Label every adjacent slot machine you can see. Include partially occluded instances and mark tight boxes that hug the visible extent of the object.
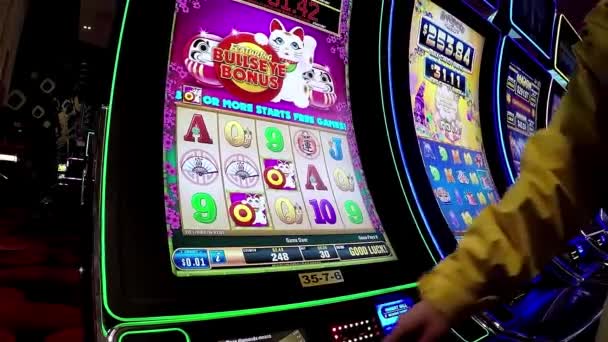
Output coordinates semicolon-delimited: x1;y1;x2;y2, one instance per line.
496;5;604;281
488;4;607;339
549;13;608;262
386;0;605;340
92;0;488;340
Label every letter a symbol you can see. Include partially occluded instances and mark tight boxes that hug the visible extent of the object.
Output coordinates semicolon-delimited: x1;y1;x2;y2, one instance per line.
305;165;328;190
184;114;213;144
329;137;343;161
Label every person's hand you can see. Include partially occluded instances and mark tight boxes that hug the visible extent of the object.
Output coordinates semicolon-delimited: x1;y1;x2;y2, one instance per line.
384;301;450;342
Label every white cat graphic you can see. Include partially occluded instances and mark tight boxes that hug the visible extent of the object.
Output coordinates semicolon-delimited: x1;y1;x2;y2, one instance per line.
242;194;267;226
255;19;317;108
274;160;296;189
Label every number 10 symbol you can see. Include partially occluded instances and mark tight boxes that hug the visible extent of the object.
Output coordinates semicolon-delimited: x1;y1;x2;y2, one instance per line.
309;199;337;224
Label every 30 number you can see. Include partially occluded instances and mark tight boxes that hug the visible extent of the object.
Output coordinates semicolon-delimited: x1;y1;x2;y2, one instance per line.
309;199;337;224
344;200;363;224
319;250;331;259
264;127;284;152
191;193;217;224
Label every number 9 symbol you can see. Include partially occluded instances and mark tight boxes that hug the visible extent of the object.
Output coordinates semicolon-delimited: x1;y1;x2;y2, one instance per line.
344;200;364;224
264;168;285;189
229;202;255;226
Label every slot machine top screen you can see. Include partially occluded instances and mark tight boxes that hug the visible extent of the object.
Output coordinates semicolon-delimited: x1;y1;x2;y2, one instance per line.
510;0;556;58
504;62;541;178
162;0;396;276
408;1;499;238
554;14;581;82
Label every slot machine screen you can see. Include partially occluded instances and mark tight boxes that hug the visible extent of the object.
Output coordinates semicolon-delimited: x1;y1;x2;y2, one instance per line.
510;0;556;57
504;63;541;177
162;0;397;276
547;79;565;125
555;15;580;81
409;1;500;238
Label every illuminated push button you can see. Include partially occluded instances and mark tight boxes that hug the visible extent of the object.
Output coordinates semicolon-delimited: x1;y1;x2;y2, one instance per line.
209;250;226;265
173;249;210;270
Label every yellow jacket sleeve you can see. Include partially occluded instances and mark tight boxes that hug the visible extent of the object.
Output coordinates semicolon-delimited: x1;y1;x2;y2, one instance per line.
418;3;608;321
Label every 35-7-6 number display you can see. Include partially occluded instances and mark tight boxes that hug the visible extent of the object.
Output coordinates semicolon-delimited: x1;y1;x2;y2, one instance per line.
298;269;344;287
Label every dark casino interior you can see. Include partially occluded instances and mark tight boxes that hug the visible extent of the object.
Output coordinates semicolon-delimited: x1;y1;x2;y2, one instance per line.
0;0;607;341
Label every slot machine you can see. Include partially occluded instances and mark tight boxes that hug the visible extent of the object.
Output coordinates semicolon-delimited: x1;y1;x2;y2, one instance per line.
92;0;488;340
385;0;605;340
494;0;608;281
549;13;608;262
491;0;608;338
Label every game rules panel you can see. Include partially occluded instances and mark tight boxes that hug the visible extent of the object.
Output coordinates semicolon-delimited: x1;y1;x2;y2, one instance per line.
163;0;395;276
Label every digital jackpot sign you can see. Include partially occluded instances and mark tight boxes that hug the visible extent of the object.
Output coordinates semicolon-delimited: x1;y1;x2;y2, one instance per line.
163;0;396;275
505;63;541;177
409;1;499;237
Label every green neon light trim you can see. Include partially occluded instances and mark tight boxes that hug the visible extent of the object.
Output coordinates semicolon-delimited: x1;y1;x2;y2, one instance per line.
99;0;416;325
111;284;417;324
118;328;190;342
377;0;437;264
99;0;132;332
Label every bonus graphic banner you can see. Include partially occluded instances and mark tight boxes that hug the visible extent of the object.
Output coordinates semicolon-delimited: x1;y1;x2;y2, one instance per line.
167;0;350;131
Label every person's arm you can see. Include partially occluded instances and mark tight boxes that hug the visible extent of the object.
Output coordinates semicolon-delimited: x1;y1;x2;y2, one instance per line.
417;4;608;322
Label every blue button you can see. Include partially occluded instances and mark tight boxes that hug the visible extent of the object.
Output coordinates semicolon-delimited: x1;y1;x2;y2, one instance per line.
173;248;210;270
209;250;227;265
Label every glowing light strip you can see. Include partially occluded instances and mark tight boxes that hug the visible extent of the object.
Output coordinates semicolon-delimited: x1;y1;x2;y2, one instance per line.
386;0;444;259
0;154;18;162
99;0;418;325
480;0;497;11
509;0;556;60
553;14;581;83
544;78;565;127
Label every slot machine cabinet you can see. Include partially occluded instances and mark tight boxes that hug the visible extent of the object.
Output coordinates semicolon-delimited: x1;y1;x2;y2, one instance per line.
492;0;557;62
92;0;488;340
548;13;608;264
488;25;606;342
385;0;605;340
